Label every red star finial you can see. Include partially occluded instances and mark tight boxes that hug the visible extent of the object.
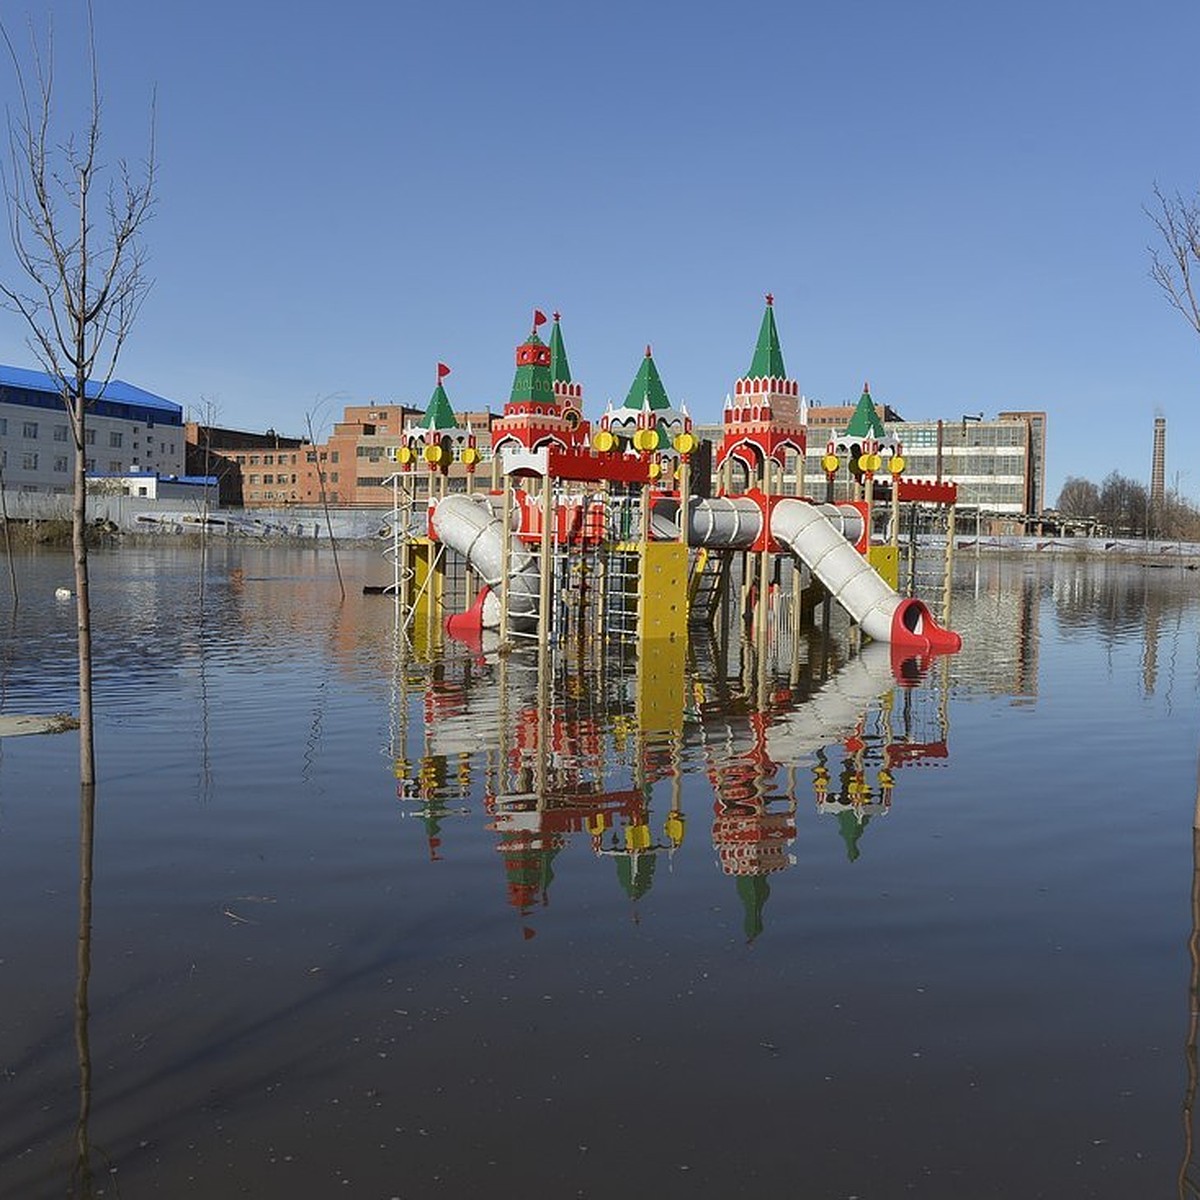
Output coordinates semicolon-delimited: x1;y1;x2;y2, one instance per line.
645;344;652;358
765;292;774;306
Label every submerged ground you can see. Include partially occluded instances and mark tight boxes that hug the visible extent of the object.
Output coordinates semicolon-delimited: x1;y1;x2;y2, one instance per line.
1;544;1198;1198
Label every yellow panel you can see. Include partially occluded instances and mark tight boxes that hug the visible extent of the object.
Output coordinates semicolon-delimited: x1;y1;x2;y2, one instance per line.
637;542;688;641
407;537;443;627
868;543;898;590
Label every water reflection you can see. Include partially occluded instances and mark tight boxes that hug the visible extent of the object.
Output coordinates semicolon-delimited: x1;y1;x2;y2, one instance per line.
388;621;954;939
72;783;97;1198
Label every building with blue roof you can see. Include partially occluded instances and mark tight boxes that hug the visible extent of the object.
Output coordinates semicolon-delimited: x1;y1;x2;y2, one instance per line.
0;365;185;495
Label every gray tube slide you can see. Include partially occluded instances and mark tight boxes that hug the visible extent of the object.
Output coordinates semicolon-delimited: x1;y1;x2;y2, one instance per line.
431;494;539;633
768;499;901;643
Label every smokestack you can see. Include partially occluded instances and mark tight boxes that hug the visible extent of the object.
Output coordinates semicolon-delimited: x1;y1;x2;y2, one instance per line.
1151;414;1166;508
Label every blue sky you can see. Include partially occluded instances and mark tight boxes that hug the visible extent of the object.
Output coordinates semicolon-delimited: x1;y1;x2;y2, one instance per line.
1;0;1198;504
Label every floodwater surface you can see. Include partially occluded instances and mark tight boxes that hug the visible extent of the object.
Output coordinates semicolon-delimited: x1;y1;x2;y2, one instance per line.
1;543;1199;1198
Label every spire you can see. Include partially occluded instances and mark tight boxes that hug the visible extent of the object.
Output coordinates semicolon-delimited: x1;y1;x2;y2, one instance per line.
622;344;672;411
844;381;887;440
549;311;572;385
509;319;555;407
418;379;459;430
746;293;787;380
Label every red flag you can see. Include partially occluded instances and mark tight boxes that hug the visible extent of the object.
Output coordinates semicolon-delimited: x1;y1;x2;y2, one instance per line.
533;309;547;327
437;362;451;380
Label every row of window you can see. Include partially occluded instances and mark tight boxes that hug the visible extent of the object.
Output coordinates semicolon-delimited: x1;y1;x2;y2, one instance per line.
246;473;300;485
1;416;176;455
233;452;301;466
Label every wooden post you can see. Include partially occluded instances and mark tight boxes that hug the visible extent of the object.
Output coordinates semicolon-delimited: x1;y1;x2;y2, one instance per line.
539;470;554;644
942;503;956;625
678;457;690;549
499;472;513;649
891;473;900;557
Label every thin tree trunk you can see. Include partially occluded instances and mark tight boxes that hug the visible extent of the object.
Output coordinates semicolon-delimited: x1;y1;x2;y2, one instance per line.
72;392;95;787
0;459;15;606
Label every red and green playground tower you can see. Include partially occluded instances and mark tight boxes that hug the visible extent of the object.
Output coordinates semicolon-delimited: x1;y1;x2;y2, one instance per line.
717;294;807;493
490;310;590;456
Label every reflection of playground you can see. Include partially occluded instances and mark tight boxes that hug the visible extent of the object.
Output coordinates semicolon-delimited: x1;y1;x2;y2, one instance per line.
389;627;951;939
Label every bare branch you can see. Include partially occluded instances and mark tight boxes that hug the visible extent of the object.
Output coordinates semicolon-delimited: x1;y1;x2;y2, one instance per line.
1147;183;1200;338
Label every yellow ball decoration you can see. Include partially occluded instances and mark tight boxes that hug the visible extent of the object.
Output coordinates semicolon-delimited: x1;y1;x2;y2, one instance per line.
868;453;882;473
821;453;840;474
397;446;413;465
423;444;443;465
648;461;661;478
593;429;616;453
633;428;659;452
674;432;697;455
461;446;480;466
889;455;906;475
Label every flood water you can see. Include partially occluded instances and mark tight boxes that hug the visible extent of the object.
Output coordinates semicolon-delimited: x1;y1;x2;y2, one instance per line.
2;543;1200;1198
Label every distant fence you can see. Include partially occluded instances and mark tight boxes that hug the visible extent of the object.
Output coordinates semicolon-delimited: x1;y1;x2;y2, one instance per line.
0;492;399;541
950;533;1200;561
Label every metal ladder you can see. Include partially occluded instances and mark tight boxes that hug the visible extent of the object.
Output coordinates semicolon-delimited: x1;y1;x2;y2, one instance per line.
688;547;730;628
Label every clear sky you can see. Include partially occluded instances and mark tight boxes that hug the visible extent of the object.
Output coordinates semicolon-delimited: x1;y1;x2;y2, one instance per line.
1;0;1198;505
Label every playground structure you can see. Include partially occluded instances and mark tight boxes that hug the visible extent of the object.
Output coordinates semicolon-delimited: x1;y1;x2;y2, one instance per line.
380;300;962;663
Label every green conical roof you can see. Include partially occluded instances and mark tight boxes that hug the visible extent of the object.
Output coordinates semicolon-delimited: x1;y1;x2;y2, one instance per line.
418;381;458;430
746;296;787;379
844;383;886;440
549;313;572;385
509;330;557;406
622;347;671;411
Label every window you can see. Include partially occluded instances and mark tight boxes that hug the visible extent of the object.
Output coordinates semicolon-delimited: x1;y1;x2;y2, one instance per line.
21;451;38;470
84;428;95;446
0;417;6;435
109;431;123;448
330;451;339;463
249;474;259;485
109;460;122;472
53;455;68;472
330;472;339;483
84;457;94;470
23;421;38;438
249;455;260;465
264;454;274;465
263;474;274;484
54;424;68;442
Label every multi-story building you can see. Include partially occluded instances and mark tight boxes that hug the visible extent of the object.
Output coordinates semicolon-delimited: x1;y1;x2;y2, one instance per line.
0;365;184;494
297;404;494;507
184;423;308;507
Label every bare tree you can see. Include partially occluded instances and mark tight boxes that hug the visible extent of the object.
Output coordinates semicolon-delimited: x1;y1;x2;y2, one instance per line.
1148;184;1200;339
1056;476;1101;519
0;9;155;785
